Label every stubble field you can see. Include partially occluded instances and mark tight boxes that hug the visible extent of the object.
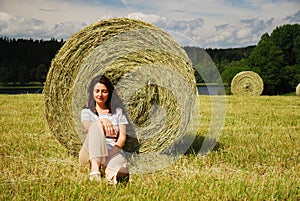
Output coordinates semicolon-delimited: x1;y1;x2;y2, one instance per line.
0;94;299;200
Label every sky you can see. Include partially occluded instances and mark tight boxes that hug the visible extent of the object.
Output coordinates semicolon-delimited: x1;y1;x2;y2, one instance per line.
0;0;299;48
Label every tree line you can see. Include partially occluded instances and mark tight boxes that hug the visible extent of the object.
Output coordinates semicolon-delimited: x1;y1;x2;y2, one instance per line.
184;45;255;84
0;37;64;85
185;24;300;95
0;23;299;95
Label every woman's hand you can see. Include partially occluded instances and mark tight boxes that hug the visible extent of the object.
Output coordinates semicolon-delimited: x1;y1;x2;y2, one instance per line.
98;118;117;137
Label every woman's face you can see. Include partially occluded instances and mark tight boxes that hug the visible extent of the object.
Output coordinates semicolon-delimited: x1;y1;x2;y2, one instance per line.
93;82;109;106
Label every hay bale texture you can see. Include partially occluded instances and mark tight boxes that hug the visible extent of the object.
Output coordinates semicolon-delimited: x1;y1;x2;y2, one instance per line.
296;83;300;96
231;71;264;96
44;18;198;155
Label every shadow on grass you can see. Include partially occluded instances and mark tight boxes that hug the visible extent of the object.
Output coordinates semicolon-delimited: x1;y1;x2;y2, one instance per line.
162;134;223;156
184;135;223;156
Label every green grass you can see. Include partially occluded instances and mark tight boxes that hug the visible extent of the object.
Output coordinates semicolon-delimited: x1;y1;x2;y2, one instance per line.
0;94;299;200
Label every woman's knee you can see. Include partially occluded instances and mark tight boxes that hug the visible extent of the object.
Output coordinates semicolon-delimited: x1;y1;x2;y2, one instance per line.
90;121;101;129
79;146;90;165
88;121;104;135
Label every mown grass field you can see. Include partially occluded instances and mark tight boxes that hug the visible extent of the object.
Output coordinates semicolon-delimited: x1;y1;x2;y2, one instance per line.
0;94;299;200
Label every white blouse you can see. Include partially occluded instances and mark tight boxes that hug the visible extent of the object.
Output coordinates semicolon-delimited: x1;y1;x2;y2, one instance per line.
81;108;128;148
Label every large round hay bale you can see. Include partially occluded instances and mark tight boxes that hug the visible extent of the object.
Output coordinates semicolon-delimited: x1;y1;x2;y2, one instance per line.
231;71;264;96
44;18;198;156
296;83;300;96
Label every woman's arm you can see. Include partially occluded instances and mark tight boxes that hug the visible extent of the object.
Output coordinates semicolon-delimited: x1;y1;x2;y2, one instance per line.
107;124;127;156
115;124;127;149
83;117;118;137
81;120;92;133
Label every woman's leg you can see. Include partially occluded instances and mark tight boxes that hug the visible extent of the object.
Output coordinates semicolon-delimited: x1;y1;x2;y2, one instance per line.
79;146;90;166
79;121;108;172
105;152;129;184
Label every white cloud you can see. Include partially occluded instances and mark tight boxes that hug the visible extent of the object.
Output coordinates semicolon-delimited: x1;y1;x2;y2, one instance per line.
0;12;47;38
0;11;86;39
0;0;299;48
127;12;166;24
237;28;252;39
127;12;205;33
127;12;204;46
48;21;87;39
205;17;275;47
284;10;300;23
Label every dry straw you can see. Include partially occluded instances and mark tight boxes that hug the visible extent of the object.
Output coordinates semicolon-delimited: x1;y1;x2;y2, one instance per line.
231;71;264;96
44;18;198;156
296;83;300;96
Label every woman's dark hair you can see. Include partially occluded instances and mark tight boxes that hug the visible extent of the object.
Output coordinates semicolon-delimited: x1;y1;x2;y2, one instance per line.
86;75;121;115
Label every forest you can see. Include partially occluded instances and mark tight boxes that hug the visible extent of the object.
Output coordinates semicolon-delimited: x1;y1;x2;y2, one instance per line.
0;38;64;85
0;24;299;95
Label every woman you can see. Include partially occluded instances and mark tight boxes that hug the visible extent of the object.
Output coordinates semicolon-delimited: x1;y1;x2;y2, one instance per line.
79;75;129;184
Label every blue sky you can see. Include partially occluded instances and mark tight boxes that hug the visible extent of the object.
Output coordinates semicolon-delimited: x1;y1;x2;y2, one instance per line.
0;0;299;48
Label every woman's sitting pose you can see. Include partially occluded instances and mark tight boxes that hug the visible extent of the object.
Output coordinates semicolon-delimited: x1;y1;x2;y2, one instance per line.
79;75;129;184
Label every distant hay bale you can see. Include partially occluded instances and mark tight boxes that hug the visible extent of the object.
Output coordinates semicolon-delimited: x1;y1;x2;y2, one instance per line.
44;18;198;156
231;71;264;96
296;83;300;96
